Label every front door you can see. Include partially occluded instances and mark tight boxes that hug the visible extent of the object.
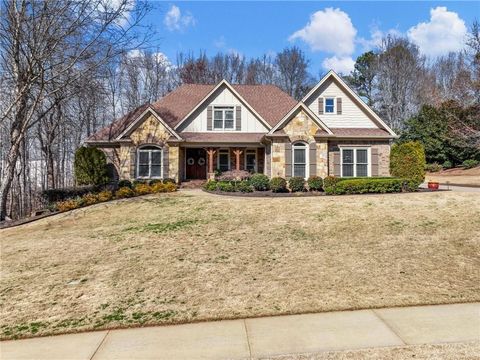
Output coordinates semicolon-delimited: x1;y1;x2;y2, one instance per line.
186;148;207;179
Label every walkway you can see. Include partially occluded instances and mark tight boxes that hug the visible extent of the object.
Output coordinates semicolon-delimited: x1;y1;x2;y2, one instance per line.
1;302;479;359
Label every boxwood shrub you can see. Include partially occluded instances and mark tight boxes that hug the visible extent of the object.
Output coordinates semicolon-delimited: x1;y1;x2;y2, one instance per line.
307;176;323;191
249;173;270;191
325;177;408;195
270;177;287;193
40;185;98;203
217;181;235;192
118;179;132;188
390;141;426;188
235;181;253;193
288;177;305;192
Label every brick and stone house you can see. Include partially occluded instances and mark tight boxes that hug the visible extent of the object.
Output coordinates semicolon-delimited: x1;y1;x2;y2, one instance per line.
86;70;397;183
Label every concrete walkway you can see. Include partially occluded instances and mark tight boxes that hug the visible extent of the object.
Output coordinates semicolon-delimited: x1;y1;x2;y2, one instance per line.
1;302;479;359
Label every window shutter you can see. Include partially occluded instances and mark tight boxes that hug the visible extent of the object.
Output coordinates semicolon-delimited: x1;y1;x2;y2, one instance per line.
337;98;342;115
207;106;213;131
284;142;292;178
318;98;324;115
309;142;316;177
163;146;169;179
333;150;341;177
371;147;379;176
130;148;136;179
265;144;271;176
235;106;241;131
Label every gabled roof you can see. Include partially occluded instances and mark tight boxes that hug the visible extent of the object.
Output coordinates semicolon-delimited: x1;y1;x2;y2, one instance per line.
302;70;397;137
269;102;333;135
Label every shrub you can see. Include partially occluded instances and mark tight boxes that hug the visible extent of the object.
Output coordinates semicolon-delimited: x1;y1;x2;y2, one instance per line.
118;179;132;188
323;176;340;194
74;147;108;185
134;183;152;195
330;178;404;195
307;176;323;191
442;160;453;169
270;177;287;193
148;179;162;186
164;182;177;192
289;177;305;192
163;178;176;184
40;185;98;204
97;190;113;202
115;187;135;198
217;170;251;181
132;179;147;187
151;183;167;193
235;181;253;193
203;180;218;191
390;141;426;188
250;173;270;191
82;193;99;206
217;182;235;192
462;159;479;169
57;199;81;212
425;163;442;172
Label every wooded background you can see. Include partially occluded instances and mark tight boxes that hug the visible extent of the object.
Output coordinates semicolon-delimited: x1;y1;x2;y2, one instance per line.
1;0;479;220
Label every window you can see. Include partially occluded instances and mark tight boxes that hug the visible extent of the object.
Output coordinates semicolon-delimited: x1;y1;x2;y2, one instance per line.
213;106;235;130
293;142;308;178
218;149;230;171
324;98;335;113
341;148;369;177
245;149;257;172
137;146;162;179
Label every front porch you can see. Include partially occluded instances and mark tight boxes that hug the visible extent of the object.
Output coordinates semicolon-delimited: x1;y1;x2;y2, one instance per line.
180;146;265;181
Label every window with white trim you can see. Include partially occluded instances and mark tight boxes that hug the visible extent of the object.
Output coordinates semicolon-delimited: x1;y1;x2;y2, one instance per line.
341;148;369;177
245;149;257;172
218;149;230;171
324;98;335;113
213;106;234;130
137;146;162;178
293;142;308;178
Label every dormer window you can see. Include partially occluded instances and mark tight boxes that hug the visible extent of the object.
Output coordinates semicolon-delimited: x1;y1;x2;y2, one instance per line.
213;106;235;130
324;98;335;113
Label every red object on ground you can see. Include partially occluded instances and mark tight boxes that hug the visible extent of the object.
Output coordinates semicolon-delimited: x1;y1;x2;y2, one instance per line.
428;182;440;190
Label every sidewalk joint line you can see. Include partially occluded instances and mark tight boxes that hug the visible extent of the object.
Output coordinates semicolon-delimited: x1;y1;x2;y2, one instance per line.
371;309;407;345
243;319;253;359
89;330;110;360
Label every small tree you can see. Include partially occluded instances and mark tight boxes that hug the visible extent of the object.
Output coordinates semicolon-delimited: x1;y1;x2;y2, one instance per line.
74;147;109;186
390;141;426;187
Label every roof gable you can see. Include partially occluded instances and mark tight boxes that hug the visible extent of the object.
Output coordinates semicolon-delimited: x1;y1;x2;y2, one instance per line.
269;102;333;135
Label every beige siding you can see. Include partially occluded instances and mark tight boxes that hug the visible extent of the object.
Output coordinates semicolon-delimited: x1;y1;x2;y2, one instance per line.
179;86;269;133
304;78;378;129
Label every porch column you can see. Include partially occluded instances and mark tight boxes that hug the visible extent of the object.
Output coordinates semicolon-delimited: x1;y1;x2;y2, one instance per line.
206;148;216;180
233;148;243;171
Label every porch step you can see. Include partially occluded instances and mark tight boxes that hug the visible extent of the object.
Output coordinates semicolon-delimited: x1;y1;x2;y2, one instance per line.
180;180;206;189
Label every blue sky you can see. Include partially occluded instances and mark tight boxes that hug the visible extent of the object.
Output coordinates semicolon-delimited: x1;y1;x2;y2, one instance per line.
143;1;479;75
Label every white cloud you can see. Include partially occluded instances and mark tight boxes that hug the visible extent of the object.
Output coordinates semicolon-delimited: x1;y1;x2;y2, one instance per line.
289;8;357;56
358;25;402;51
322;56;355;74
407;7;467;57
164;5;196;32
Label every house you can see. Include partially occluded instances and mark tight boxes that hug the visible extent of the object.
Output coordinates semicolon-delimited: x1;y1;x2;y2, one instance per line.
86;70;397;183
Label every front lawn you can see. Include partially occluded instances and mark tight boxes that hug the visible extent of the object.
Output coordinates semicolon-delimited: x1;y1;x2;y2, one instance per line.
1;190;479;339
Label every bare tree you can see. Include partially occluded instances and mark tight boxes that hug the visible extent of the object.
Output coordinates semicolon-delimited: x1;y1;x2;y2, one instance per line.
275;46;309;99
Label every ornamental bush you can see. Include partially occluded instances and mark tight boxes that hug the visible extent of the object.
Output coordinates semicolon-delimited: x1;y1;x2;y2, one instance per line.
115;187;135;198
390;141;426;188
118;179;132;188
249;173;270;191
235;181;253;193
462;159;479;169
425;163;442;172
442;160;453;169
148;179;162;186
97;190;113;202
40;185;98;204
74;147;109;186
288;177;305;192
217;182;235;192
203;180;218;191
82;193;99;206
134;183;152;195
323;176;340;194
151;183;167;193
331;178;405;195
307;176;323;191
163;178;176;184
164;182;178;192
270;177;287;193
57;198;81;212
217;170;250;181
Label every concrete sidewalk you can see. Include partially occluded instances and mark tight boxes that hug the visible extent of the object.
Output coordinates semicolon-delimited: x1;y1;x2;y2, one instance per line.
1;303;479;360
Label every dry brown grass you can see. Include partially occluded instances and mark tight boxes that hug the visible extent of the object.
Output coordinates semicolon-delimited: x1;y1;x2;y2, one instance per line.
1;190;479;339
426;166;480;186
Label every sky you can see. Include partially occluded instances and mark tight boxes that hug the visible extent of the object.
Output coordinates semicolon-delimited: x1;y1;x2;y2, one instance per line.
142;1;480;76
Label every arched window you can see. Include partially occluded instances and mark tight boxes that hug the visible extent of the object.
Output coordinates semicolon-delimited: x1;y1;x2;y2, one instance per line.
292;142;308;179
137;146;162;179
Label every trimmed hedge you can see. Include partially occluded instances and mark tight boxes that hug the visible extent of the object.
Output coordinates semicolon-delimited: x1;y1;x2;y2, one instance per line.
270;177;287;193
249;173;270;191
288;177;305;192
41;185;98;203
307;176;323;191
390;141;426;187
324;177;412;195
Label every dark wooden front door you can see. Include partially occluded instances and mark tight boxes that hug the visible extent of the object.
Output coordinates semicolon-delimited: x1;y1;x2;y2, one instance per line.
186;148;207;179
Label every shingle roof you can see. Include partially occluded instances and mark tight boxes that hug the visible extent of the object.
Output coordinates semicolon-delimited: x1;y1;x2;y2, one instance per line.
330;128;392;137
87;82;298;142
181;132;265;143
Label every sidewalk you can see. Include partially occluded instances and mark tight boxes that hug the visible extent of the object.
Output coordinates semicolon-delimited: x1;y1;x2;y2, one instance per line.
1;302;479;360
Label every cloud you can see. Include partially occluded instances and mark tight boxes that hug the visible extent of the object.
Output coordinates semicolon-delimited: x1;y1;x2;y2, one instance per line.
407;7;467;57
358;25;402;51
289;8;357;55
164;5;196;32
322;56;355;74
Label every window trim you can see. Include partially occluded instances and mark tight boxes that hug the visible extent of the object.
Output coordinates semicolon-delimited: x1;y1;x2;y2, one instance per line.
292;142;309;179
212;106;235;131
244;148;258;172
136;145;163;179
323;97;336;114
340;147;371;177
217;148;230;171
